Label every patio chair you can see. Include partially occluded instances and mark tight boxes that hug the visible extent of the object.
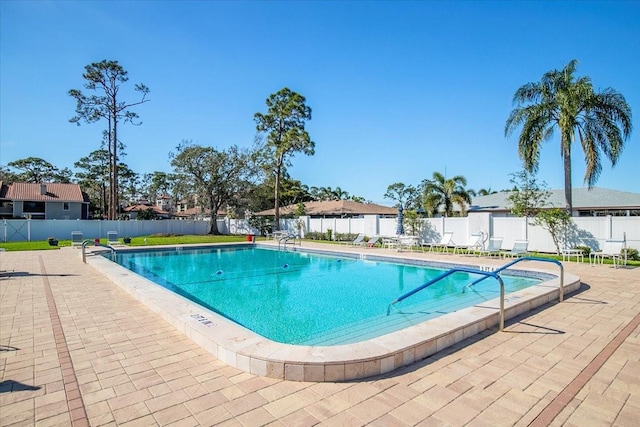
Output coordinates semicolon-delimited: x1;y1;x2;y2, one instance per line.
382;236;398;249
477;237;503;257
589;239;626;268
71;231;84;248
341;233;365;246
364;235;381;248
107;231;120;246
422;231;454;253
453;233;482;255
398;235;418;251
500;240;529;258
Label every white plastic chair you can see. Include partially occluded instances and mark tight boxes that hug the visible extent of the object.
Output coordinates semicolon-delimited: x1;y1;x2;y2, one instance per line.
341;233;365;246
71;231;84;248
589;239;625;268
453;233;482;255
477;237;503;257
500;240;529;258
423;231;454;253
107;231;120;246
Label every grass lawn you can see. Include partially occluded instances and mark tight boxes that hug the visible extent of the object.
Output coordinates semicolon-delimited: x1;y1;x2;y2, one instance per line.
0;234;252;251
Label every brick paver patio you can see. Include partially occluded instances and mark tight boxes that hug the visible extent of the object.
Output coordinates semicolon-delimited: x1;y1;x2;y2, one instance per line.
1;245;638;426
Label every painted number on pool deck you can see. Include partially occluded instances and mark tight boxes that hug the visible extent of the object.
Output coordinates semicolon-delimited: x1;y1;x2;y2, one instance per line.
190;313;216;327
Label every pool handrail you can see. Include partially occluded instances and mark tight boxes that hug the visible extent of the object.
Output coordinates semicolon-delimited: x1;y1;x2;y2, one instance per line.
82;239;116;263
387;267;507;331
278;233;301;250
463;256;565;302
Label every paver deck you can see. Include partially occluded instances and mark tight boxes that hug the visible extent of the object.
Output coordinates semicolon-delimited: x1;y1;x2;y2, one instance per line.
1;244;638;426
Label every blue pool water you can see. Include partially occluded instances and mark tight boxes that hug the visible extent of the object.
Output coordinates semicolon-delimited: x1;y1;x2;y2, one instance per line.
111;246;542;345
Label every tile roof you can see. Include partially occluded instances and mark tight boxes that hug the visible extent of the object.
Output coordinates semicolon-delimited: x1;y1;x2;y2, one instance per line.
6;182;87;202
255;200;398;216
172;207;227;217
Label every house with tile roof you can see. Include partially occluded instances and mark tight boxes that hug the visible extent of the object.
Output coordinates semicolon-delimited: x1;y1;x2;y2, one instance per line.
0;181;90;220
469;187;640;217
255;200;398;218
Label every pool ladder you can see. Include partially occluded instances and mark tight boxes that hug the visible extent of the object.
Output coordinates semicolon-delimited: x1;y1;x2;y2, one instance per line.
82;239;117;263
386;257;564;331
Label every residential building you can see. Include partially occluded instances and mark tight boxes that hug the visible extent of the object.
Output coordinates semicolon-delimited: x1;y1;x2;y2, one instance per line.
156;194;173;213
122;204;172;220
0;181;90;220
469;187;640;217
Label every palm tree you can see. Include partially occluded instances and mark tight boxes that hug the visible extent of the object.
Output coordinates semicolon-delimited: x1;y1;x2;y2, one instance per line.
421;172;471;217
505;59;632;213
332;186;350;200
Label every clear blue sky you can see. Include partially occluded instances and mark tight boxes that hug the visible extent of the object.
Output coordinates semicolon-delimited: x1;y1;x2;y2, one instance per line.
1;1;638;205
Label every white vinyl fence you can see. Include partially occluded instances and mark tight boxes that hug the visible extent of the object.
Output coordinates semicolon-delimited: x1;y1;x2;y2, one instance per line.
2;219;210;243
298;213;640;253
2;214;639;253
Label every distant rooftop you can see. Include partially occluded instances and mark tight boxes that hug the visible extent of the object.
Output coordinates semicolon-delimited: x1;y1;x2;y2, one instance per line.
255;200;398;217
2;182;88;202
469;187;640;214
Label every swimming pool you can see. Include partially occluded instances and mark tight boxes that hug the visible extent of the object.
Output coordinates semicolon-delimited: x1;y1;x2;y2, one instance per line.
88;242;580;381
112;246;543;345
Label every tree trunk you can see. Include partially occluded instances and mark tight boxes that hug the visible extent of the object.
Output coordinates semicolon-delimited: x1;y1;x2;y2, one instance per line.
111;108;118;221
274;162;281;231
208;199;220;234
563;140;573;216
107;116;114;220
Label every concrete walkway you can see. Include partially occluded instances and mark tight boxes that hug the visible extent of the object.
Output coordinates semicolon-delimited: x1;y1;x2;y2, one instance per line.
1;245;638;426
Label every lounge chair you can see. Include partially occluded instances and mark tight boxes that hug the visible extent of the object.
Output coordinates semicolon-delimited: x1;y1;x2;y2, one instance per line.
477;237;503;257
71;231;84;248
422;231;454;253
453;233;482;255
107;231;120;246
500;240;529;258
363;235;381;248
589;239;626;268
341;233;365;246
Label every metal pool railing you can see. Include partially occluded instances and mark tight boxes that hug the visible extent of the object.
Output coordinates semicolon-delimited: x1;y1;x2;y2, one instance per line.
278;233;301;250
82;239;116;263
386;257;566;332
463;257;565;301
387;267;507;330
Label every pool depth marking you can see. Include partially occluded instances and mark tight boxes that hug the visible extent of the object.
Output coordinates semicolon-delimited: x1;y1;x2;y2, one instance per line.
190;313;217;327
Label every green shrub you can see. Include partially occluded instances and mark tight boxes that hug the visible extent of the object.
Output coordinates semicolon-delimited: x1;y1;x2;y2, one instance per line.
304;232;326;240
623;248;639;261
574;245;591;256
